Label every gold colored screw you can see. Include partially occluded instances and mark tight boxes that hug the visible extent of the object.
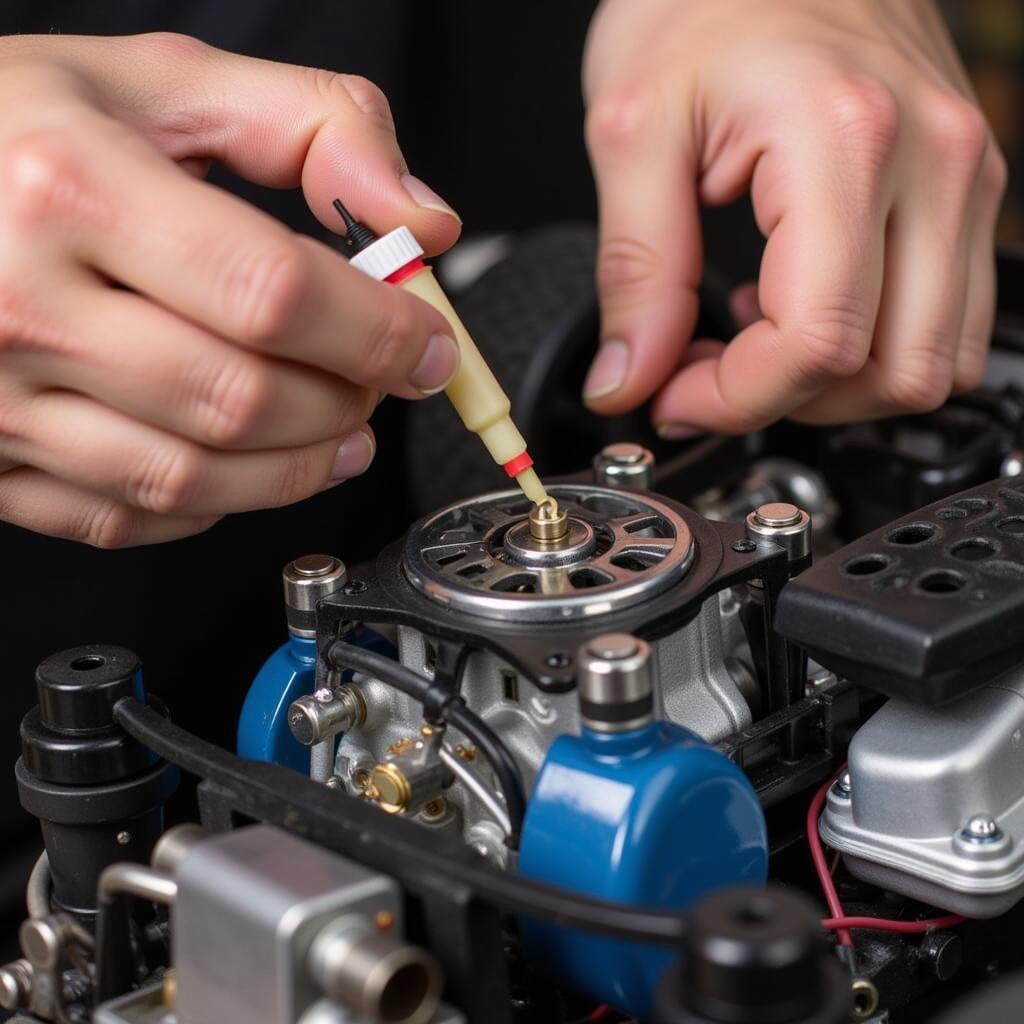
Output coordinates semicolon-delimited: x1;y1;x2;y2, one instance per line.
422;797;447;819
353;768;371;790
420;724;436;738
455;744;477;761
162;969;177;1008
386;737;416;756
375;910;395;932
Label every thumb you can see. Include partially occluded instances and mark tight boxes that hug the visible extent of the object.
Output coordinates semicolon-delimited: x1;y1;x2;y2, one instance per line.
23;32;462;255
583;86;703;414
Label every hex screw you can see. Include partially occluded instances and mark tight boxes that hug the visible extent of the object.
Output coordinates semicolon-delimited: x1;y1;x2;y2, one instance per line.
116;830;132;846
732;539;757;554
835;772;852;798
342;580;367;596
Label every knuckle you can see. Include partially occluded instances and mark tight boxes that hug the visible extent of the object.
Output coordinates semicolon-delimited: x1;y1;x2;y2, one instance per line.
363;297;420;383
334;72;395;133
596;234;662;299
133;31;210;65
224;240;311;348
129;442;204;515
586;84;658;152
884;345;955;413
822;77;901;155
789;307;872;381
81;501;139;549
197;358;274;447
0;131;94;230
926;94;988;165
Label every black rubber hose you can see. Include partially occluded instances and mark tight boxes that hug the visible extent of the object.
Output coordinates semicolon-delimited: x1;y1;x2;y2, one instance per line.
325;639;528;847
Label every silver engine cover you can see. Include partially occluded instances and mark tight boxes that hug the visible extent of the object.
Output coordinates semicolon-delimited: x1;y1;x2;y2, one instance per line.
821;666;1024;917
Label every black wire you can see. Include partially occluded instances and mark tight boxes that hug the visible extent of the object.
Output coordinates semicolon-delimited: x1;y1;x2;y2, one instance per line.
325;639;528;847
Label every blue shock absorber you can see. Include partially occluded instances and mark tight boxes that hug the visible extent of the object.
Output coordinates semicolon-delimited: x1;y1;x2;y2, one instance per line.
237;630;317;773
518;634;768;1018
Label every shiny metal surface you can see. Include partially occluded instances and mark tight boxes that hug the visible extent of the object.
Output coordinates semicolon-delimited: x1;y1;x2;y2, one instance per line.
578;633;653;733
821;665;1024;917
404;485;694;622
284;555;348;613
593;443;655;490
745;503;811;561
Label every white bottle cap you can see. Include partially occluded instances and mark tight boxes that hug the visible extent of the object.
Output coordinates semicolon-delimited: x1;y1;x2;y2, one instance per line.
349;226;425;281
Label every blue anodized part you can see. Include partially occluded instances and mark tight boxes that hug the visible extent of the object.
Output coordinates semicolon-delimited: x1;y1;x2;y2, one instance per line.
236;632;316;773
518;719;768;1018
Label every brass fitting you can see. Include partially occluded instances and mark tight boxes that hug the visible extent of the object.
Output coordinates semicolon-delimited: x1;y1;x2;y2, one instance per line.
529;498;568;545
365;763;412;815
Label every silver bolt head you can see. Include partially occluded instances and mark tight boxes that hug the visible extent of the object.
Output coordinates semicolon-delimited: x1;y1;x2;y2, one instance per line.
603;442;645;465
963;814;1000;840
837;772;852;794
116;830;132;846
292;554;340;577
754;502;802;528
1002;451;1024;478
314;687;334;704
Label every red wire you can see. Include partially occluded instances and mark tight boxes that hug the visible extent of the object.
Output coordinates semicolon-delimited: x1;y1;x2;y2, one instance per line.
585;1006;611;1023
807;766;854;945
822;914;964;934
807;766;966;944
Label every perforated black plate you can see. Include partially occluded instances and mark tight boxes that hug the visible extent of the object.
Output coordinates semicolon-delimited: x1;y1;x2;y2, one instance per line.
775;476;1024;704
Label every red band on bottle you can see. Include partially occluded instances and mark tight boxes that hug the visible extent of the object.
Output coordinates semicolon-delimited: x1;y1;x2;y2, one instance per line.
385;258;427;286
503;452;534;477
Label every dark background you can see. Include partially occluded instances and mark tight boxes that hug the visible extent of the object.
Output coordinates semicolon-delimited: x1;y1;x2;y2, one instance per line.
0;0;1021;945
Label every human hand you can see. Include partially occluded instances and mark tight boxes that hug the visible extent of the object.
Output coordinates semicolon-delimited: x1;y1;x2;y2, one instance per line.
581;0;1006;436
0;33;461;545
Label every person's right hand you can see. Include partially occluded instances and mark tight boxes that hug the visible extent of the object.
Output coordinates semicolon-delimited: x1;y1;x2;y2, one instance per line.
0;33;462;547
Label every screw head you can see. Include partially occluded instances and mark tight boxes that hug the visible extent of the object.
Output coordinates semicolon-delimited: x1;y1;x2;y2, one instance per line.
545;651;571;669
603;443;645;465
342;580;367;596
116;830;132;846
314;687;334;704
836;772;852;796
962;815;1001;841
732;539;757;554
292;554;339;577
754;502;802;528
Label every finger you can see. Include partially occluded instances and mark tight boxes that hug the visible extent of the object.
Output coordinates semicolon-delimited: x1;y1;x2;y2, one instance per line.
953;143;1006;391
4;390;376;515
583;82;703;413
13;281;378;450
653;91;895;434
19;115;461;399
793;96;990;422
0;466;220;547
7;33;461;254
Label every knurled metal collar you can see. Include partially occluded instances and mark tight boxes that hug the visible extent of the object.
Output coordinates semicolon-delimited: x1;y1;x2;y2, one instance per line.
349;226;424;281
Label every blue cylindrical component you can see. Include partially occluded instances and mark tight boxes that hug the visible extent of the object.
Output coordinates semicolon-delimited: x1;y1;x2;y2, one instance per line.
236;632;316;773
518;720;768;1018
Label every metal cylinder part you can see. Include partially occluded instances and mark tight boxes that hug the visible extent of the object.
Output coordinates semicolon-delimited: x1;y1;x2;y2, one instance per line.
577;633;654;733
288;687;365;746
283;555;348;635
308;917;442;1024
0;959;32;1011
98;863;177;906
150;823;208;875
528;500;569;544
593;443;655;490
745;502;812;564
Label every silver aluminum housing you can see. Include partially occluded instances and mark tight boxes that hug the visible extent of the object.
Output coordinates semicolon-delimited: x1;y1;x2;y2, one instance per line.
820;666;1024;918
172;824;403;1024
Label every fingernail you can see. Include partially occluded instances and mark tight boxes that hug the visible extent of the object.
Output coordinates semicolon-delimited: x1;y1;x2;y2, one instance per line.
583;340;630;400
657;423;704;441
401;173;462;223
411;333;460;395
328;430;375;484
